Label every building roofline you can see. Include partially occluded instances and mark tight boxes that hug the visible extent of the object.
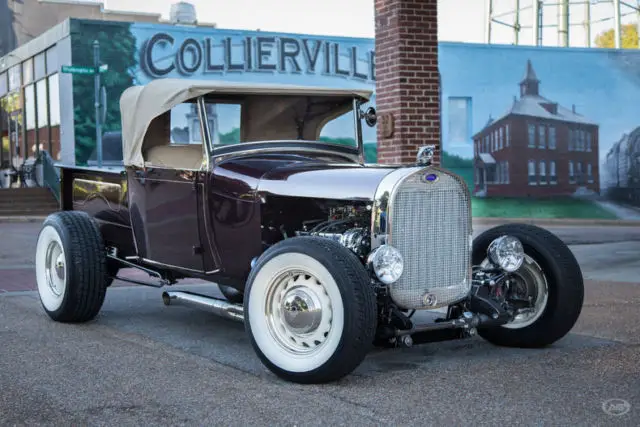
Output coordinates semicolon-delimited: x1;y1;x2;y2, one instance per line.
37;0;162;17
0;19;71;71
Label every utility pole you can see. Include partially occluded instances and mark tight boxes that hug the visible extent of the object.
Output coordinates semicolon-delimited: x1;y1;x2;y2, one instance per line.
532;0;542;46
514;0;520;45
613;0;622;49
485;0;493;44
636;0;640;48
557;0;569;47
93;40;103;168
584;0;591;47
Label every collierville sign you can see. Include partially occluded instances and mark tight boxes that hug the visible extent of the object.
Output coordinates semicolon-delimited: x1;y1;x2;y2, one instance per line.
139;32;376;82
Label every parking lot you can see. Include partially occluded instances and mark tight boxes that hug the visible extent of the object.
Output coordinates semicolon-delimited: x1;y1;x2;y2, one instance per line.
1;220;638;425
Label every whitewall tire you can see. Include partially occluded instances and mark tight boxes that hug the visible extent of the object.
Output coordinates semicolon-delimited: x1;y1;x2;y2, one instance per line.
35;211;109;323
244;237;377;384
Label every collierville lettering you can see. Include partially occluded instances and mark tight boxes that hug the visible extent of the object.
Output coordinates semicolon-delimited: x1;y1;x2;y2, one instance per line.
139;32;376;81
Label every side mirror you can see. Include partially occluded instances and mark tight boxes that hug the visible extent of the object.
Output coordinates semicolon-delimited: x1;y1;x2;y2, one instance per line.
362;107;377;127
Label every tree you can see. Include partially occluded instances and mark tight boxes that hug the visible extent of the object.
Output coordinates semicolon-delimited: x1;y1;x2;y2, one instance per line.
594;23;639;49
71;21;138;165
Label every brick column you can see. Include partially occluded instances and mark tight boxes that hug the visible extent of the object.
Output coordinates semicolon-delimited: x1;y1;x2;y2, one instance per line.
374;0;440;165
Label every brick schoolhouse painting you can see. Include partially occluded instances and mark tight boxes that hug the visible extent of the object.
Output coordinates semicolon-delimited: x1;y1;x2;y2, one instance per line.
439;42;640;220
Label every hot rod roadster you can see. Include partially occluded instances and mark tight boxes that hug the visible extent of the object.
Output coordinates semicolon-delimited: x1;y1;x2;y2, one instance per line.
35;79;584;384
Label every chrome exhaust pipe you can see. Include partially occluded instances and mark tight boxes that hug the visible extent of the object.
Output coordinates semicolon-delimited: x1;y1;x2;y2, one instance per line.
162;290;244;322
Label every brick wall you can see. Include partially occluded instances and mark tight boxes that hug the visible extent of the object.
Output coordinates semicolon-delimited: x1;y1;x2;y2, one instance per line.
374;0;440;165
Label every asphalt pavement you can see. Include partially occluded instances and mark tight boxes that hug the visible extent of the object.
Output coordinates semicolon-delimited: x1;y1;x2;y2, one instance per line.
0;221;639;425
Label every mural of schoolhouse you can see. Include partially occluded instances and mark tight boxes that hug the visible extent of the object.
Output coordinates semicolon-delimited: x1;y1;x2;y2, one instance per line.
439;42;640;220
472;59;599;198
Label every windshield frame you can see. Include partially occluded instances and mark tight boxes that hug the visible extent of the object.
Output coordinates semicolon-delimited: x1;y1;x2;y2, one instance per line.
196;94;366;166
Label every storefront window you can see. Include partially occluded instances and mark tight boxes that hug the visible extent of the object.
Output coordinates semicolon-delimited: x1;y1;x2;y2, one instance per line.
25;85;36;130
48;74;60;126
0;72;7;97
22;58;34;85
8;65;21;90
25;84;37;158
36;79;48;128
36;79;49;155
0;96;8;168
46;46;59;75
48;73;61;159
35;53;46;80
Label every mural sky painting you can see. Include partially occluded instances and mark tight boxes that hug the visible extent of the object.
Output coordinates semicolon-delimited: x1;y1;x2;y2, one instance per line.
67;19;640;220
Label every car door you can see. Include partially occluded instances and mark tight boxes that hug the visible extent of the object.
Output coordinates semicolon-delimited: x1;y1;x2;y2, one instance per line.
128;167;205;272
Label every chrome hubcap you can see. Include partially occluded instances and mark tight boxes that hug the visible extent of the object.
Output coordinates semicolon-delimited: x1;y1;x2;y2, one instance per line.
266;270;333;355
45;241;65;296
281;288;322;335
503;254;548;329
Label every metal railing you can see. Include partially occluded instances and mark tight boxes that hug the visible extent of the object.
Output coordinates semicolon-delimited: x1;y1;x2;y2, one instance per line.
36;150;61;203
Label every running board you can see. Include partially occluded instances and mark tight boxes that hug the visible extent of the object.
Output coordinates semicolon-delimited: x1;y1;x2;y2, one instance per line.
162;290;244;322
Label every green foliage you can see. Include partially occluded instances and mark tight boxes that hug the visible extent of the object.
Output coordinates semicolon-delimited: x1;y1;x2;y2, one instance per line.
319;136;356;146
219;127;241;145
364;144;377;163
442;151;473;168
595;23;639;49
71;22;137;165
471;197;618;219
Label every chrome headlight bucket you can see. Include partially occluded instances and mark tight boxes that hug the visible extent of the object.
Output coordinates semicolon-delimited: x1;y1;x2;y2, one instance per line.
488;235;525;272
367;244;404;285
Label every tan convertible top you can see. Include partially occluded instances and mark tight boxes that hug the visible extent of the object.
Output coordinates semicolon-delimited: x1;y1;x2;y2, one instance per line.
119;78;373;168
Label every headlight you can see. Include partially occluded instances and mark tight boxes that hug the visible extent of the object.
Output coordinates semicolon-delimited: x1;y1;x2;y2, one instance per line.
367;244;404;285
488;235;525;272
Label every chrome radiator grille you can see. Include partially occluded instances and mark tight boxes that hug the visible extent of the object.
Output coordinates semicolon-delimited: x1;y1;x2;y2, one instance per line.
388;168;472;310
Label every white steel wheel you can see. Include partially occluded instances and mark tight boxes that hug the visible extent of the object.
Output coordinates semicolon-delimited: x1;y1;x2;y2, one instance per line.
245;237;377;384
35;225;67;312
34;211;109;323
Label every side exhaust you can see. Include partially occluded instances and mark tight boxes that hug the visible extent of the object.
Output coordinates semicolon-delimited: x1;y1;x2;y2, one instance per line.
162;290;244;322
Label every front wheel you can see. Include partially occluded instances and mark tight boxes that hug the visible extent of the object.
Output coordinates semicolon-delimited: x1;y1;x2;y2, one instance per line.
244;236;377;384
472;223;584;348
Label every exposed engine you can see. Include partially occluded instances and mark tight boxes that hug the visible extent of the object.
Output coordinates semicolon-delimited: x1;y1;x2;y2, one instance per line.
295;205;372;259
260;196;372;259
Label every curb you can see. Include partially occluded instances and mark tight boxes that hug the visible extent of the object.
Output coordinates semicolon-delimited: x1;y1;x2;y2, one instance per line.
472;218;640;227
0;216;47;223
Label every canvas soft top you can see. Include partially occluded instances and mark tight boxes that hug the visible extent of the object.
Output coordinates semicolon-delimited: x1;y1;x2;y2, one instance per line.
119;78;373;168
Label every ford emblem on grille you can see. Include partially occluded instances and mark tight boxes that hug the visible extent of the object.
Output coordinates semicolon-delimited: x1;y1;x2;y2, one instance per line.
423;173;439;183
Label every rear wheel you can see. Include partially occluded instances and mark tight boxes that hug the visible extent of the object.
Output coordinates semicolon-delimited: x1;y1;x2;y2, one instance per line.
244;237;377;384
472;223;584;348
35;211;109;323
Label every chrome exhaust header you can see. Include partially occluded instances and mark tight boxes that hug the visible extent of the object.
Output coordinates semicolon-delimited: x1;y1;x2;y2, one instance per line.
162;290;244;322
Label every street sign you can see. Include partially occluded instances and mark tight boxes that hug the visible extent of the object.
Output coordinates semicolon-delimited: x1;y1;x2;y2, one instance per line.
61;64;109;75
61;65;96;75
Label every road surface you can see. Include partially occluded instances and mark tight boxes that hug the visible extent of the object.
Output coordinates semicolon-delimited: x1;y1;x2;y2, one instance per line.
0;221;638;425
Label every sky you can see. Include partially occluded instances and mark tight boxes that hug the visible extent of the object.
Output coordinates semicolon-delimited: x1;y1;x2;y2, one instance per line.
102;0;639;47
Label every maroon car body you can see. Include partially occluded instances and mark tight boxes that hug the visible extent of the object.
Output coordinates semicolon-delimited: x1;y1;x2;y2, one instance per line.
60;148;394;290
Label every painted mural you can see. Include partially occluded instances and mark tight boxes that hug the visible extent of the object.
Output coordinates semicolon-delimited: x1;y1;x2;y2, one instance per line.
69;20;378;166
439;43;640;220
66;19;640;220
